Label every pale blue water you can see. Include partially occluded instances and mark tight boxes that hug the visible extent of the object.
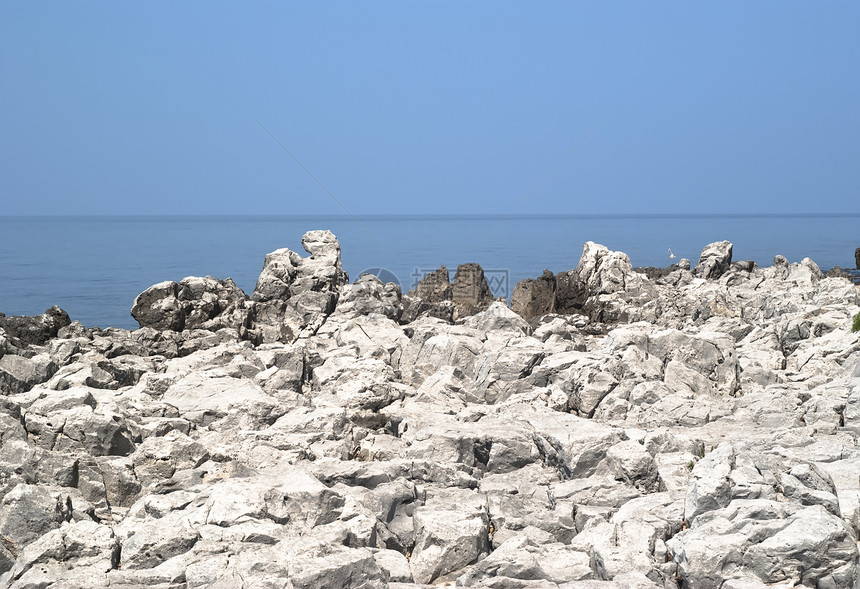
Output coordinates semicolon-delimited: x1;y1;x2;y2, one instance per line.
0;215;857;330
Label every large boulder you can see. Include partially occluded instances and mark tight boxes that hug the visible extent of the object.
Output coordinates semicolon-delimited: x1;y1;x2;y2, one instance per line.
0;484;71;555
693;240;733;280
130;281;188;331
25;405;137;457
179;276;250;331
0;353;58;394
570;491;683;583
130;230;348;345
571;242;659;324
668;501;857;588
457;536;593;585
159;371;282;429
399;295;455;324
252;248;302;302
554;269;588;315
331;274;402;321
451;263;493;319
410;266;452;303
131;277;249;333
511;270;556;321
409;490;490;584
2;520;120;583
404;263;495;322
407;264;494;320
286;544;385;589
250;230;348;343
0;306;71;347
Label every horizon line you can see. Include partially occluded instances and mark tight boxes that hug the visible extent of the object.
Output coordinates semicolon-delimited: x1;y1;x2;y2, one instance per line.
4;212;860;221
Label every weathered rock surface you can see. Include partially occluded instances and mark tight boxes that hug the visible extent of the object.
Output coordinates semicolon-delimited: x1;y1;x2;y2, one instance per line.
407;263;494;321
129;229;348;345
1;232;859;588
693;240;733;280
0;306;71;348
511;270;556;321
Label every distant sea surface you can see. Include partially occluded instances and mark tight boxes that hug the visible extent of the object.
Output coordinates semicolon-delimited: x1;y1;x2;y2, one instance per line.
1;215;858;330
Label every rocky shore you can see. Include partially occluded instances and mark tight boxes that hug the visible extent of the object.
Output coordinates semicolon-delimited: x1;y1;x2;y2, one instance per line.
1;230;859;588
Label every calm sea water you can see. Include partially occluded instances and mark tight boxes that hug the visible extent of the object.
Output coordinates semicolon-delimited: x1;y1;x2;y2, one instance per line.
1;215;857;330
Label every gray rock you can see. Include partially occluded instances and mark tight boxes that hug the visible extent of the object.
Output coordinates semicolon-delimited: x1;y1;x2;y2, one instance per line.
668;501;857;588
399;295;455;324
554;269;587;315
252;248;302;302
0;484;69;556
160;371;281;428
511;270;556;321
46;338;81;367
517;406;624;478
336;274;402;321
3;520;119;585
452;263;494;319
571;492;683;583
119;517;199;570
410;266;452;302
605;440;661;493
398;324;484;385
202;473;344;530
132;430;210;487
409;490;490;584
780;472;840;516
178;275;251;332
481;466;577;545
457;536;593;585
463;301;533;337
250;230;348;343
531;314;586;344
0;306;71;347
0;353;58;394
26;387;97;415
287;543;385;589
693;240;733;279
23;404;137;457
684;443;735;523
573;242;659;324
254;345;306;398
131;281;187;331
473;340;545;404
552;476;642;512
313;356;402;411
132;231;347;344
91;456;142;510
372;548;413;582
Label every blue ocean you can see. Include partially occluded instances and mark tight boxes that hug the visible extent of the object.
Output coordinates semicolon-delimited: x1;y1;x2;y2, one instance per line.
1;215;857;330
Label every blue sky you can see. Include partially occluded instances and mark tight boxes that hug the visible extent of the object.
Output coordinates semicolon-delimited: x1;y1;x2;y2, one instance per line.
2;2;858;215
